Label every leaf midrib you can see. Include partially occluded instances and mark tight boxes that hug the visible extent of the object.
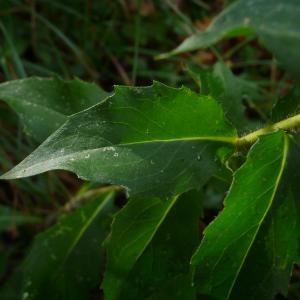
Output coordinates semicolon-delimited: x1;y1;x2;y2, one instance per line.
226;134;289;299
52;191;114;279
0;135;237;179
107;195;179;300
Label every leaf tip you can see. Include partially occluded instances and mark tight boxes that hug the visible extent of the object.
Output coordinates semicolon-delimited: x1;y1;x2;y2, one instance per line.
0;170;16;180
154;51;174;60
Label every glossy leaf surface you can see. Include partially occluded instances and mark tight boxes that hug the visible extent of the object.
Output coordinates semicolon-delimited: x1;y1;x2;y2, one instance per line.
1;82;237;197
103;190;201;300
192;131;300;300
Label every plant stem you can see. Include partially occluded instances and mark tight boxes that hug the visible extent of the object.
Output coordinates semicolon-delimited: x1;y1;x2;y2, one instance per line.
238;113;300;145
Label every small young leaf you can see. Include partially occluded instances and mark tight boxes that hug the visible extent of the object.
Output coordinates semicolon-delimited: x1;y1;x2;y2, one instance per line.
21;190;117;300
102;190;201;300
1;82;237;197
0;77;109;142
191;131;300;299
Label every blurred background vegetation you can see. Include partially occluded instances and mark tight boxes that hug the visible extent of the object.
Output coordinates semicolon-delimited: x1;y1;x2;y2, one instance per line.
0;0;298;299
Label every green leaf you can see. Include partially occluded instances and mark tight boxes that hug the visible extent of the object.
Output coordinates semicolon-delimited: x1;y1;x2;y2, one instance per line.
102;190;201;300
191;131;300;300
160;0;300;77
145;274;196;300
0;265;23;300
0;205;40;232
272;85;300;122
0;77;109;142
21;190;117;300
0;81;237;197
189;62;259;133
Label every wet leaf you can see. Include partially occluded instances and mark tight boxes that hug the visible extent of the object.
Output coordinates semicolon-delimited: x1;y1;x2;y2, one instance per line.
0;82;237;197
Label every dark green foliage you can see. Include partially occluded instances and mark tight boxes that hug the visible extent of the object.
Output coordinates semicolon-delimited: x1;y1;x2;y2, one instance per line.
160;0;300;77
1;82;236;197
0;77;108;142
1;1;300;300
21;190;117;300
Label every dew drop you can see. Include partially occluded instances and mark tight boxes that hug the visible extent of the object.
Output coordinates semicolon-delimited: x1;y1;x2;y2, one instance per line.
103;146;116;152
